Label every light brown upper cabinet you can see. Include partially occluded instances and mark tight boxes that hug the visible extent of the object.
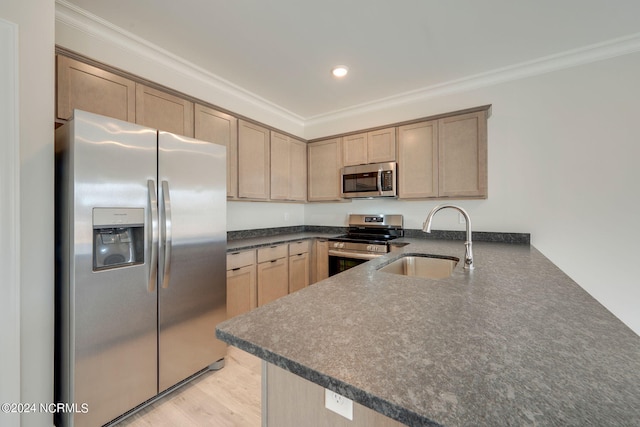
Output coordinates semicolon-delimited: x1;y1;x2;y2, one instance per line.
270;131;307;201
438;111;488;198
56;55;136;122
194;104;239;198
307;137;343;201
135;84;194;137
343;127;396;166
397;120;438;198
238;120;270;200
289;138;308;201
397;110;487;199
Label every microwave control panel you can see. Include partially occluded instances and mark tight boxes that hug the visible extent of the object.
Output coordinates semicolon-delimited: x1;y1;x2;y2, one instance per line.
381;170;393;190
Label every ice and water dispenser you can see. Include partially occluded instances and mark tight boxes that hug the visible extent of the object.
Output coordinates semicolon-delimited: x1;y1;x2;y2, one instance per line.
93;208;145;271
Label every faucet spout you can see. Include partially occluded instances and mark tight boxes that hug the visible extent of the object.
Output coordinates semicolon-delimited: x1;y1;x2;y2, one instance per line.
422;204;474;270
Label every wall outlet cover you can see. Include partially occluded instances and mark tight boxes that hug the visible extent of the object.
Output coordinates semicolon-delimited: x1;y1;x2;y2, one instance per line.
325;388;353;420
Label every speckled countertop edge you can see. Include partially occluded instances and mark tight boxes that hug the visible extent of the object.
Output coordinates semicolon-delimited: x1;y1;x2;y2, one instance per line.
219;235;640;426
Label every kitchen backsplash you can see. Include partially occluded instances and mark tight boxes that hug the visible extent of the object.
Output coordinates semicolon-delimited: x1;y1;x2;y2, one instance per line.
228;226;529;244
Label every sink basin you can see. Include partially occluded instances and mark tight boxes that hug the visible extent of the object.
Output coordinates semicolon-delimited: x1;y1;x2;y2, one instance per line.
378;254;459;279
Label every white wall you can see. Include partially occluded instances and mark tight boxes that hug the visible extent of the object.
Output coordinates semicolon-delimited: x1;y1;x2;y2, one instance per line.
0;16;21;427
227;201;305;231
0;1;55;427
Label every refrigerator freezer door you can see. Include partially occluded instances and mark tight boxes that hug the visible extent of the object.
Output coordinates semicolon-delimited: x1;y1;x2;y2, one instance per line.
57;110;159;426
157;131;227;392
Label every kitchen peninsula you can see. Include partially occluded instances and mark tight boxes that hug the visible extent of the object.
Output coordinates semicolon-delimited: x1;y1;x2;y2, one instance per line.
217;237;640;426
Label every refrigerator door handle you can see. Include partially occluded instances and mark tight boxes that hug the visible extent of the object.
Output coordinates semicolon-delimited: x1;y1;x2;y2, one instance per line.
147;179;159;292
160;180;173;288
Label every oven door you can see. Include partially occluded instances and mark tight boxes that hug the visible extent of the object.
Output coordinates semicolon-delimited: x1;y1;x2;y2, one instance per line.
328;250;382;277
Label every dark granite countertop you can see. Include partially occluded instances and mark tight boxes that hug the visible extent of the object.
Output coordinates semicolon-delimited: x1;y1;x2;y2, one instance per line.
217;238;640;426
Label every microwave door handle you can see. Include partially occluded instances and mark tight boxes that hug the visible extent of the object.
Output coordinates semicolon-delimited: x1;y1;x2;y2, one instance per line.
147;180;158;292
377;169;383;195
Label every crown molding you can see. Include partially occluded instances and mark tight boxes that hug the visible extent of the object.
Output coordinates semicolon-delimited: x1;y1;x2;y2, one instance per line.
305;31;640;126
55;0;305;127
55;0;640;131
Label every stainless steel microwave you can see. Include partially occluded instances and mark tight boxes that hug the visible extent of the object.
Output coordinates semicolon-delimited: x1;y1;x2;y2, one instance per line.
341;162;397;198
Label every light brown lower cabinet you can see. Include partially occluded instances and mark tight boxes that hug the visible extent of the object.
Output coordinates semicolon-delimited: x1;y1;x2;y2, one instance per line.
229;239;316;315
257;245;289;307
314;239;329;283
264;362;404;427
288;240;310;293
226;250;257;319
257;258;289;306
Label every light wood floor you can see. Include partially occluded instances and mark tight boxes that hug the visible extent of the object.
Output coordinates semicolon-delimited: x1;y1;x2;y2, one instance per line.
118;347;262;426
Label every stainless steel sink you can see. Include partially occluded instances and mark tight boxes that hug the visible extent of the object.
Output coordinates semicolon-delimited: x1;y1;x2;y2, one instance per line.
378;254;459;279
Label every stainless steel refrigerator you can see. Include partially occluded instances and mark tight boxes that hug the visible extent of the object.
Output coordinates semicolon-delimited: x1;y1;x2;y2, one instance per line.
55;110;227;426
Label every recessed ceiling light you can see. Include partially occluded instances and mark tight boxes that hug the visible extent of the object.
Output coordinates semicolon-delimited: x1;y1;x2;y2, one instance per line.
331;65;349;78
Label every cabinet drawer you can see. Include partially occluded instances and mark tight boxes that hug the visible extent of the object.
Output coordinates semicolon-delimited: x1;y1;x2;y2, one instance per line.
288;240;310;255
227;250;256;270
257;244;288;263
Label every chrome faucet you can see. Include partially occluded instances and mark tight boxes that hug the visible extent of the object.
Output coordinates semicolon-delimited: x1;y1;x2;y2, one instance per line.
422;204;474;270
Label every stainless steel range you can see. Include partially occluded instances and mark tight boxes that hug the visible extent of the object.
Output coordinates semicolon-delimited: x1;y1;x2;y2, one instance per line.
328;214;403;276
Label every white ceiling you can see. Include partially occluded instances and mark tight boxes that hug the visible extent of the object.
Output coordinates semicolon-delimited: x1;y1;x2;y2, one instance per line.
61;0;640;120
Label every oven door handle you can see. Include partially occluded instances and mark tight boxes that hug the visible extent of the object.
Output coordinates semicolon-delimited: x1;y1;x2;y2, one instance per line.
328;250;383;260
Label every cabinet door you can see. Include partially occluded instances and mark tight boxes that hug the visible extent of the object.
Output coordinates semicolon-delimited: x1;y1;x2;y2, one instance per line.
194;104;238;198
257;258;289;307
313;239;329;283
238;120;270;199
308;138;342;201
342;132;368;166
135;84;194;137
438;111;488;198
289;138;307;201
227;265;257;319
367;127;396;164
397;120;438;198
289;252;310;293
266;363;405;427
57;55;135;122
270;131;290;200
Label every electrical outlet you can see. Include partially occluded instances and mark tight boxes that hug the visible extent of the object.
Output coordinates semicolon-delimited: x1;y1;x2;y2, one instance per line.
325;389;353;420
284;212;290;221
459;213;465;224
